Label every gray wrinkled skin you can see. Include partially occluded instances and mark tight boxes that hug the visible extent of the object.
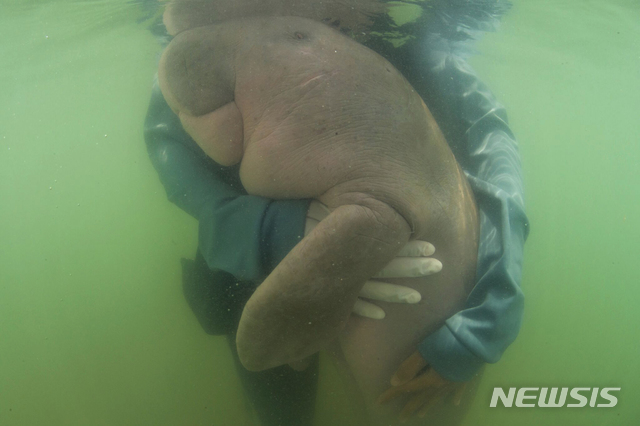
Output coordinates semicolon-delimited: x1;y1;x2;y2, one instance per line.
158;17;479;421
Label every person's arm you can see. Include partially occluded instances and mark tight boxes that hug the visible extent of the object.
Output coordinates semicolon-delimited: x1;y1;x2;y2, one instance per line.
416;55;529;381
365;0;527;383
378;52;528;417
378;7;529;415
408;13;529;382
144;79;310;282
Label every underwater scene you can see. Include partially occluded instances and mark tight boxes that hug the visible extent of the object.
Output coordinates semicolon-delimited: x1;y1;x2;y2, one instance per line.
1;1;639;425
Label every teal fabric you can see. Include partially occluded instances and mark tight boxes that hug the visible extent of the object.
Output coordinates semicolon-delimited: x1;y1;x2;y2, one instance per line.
144;91;309;282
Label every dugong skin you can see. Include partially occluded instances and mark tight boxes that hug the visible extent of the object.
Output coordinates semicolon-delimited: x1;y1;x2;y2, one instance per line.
158;16;479;384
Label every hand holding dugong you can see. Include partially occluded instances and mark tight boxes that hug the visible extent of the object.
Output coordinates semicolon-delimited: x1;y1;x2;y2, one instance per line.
158;16;479;372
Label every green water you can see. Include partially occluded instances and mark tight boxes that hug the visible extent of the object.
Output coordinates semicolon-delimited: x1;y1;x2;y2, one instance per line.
1;1;639;425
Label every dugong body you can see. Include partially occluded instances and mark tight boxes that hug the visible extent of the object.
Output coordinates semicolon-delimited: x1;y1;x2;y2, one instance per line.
159;18;479;418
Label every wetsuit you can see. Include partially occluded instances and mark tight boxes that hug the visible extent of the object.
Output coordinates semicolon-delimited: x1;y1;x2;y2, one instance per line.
143;2;529;424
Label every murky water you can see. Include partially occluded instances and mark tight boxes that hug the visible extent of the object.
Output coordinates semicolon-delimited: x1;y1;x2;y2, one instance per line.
1;1;639;425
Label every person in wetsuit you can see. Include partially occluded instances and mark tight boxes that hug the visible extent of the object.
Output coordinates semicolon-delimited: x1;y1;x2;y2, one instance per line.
143;1;528;424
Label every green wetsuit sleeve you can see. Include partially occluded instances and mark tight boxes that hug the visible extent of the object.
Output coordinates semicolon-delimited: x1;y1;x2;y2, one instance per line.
143;80;309;281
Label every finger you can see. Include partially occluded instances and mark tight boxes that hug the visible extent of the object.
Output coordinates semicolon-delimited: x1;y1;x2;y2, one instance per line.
378;374;434;404
424;368;450;387
391;351;428;386
374;257;442;278
399;388;438;423
397;240;436;257
359;281;421;304
352;298;385;320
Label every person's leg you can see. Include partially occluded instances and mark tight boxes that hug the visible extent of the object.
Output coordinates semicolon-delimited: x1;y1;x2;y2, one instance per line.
228;335;319;426
181;251;253;335
182;250;319;425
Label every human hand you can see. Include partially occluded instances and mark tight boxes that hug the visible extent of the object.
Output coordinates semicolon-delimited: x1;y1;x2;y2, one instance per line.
305;200;442;319
378;351;466;422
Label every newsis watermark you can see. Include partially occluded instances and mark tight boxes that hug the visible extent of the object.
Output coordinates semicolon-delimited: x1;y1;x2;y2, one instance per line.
490;387;620;408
